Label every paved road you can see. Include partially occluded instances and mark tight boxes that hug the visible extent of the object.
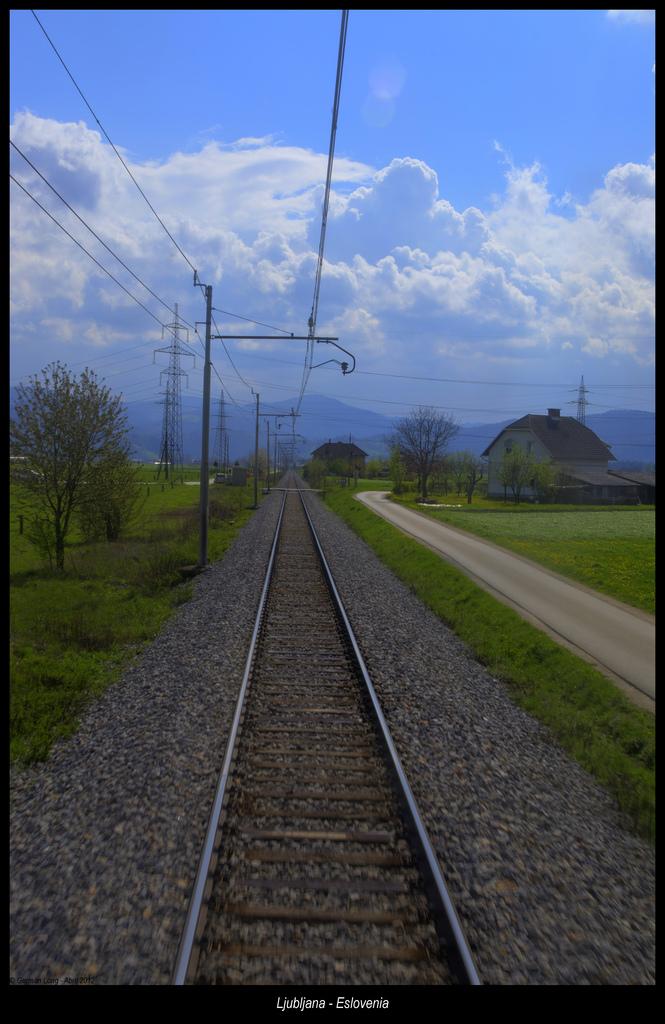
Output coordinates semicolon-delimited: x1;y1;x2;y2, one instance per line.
356;492;655;707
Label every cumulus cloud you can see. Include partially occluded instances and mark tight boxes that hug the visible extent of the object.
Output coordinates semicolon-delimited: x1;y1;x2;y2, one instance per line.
607;10;655;25
316;157;489;262
9;112;655;396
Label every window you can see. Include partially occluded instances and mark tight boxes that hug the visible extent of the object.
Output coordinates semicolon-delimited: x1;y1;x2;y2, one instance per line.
504;440;513;452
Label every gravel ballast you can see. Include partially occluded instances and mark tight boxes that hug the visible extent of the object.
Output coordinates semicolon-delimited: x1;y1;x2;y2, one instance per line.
10;493;283;985
10;483;655;985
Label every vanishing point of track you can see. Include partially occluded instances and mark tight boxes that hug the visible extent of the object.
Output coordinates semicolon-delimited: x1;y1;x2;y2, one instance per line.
173;475;480;986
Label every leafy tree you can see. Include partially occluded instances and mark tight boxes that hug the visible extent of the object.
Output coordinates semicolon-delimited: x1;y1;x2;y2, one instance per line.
391;407;459;501
304;458;326;488
10;362;133;569
388;446;407;494
77;454;144;542
498;447;535;504
243;448;268;479
365;458;384;479
531;459;556;503
329;457;352;482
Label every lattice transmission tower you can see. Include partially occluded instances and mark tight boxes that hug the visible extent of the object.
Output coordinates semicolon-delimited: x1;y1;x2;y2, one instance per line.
154;304;194;480
213;387;230;474
575;375;589;425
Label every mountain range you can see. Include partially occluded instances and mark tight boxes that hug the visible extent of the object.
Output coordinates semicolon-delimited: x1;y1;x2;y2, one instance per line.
125;394;656;470
9;389;655;469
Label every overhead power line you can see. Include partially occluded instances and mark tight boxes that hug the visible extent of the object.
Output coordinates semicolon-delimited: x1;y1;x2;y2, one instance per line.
298;8;349;412
10;174;190;343
10;139;200;351
10;144;278;356
31;7;198;277
210;313;256;395
202;348;654;393
355;368;655;389
212;307;295;336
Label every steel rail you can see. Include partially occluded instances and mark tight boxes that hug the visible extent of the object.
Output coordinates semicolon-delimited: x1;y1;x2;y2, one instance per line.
172;489;287;985
296;480;482;986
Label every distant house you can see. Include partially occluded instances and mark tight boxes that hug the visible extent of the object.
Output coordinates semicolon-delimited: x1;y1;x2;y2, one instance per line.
482;408;645;503
311;440;368;475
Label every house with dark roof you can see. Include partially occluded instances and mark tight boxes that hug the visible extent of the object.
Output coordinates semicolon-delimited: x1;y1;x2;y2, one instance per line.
481;408;645;503
311;440;368;474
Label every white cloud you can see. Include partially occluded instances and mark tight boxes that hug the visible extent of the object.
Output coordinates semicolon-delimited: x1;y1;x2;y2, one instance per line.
9;113;655;394
317;157;489;263
607;10;655;25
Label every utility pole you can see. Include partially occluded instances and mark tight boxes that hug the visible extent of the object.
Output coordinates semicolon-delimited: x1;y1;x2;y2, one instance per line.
265;418;270;493
253;392;260;509
198;280;213;567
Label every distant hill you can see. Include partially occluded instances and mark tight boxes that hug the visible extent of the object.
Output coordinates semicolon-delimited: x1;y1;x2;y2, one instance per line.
109;402;657;471
579;409;656;469
9;386;655;469
116;392;397;464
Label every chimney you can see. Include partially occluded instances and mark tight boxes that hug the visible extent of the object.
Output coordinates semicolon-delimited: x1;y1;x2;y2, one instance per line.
547;408;560;420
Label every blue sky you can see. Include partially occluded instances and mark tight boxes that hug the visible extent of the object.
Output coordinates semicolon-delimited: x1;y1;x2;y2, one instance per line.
10;8;655;432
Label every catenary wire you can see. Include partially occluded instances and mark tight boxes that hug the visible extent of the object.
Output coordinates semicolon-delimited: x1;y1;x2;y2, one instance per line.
297;8;349;413
31;8;198;278
212;308;295;336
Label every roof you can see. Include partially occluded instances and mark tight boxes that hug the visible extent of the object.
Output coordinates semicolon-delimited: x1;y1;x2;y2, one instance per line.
558;467;635;488
608;469;655;487
481;414;615;461
311;441;368;458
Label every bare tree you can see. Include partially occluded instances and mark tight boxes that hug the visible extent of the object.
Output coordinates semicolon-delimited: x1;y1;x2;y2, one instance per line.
430;455;453;496
449;453;468;496
461;452;485;504
10;362;133;569
392;407;459;501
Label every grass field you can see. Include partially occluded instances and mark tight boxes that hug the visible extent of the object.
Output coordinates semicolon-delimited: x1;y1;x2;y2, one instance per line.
10;468;261;764
325;480;655;842
391;493;655;613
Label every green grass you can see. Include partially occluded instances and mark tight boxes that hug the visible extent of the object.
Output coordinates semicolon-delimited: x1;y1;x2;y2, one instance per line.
391;493;655;613
324;483;655;843
10;470;260;765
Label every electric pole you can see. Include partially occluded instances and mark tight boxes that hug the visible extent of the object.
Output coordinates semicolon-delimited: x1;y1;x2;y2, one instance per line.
253;392;260;509
198;280;213;567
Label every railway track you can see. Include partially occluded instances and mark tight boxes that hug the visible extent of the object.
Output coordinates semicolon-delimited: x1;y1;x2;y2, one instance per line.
173;476;480;986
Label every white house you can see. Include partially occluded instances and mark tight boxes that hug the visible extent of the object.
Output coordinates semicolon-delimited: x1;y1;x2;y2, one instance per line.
481;408;640;503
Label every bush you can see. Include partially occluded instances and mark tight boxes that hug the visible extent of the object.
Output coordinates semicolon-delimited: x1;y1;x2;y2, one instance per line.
131;549;184;592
